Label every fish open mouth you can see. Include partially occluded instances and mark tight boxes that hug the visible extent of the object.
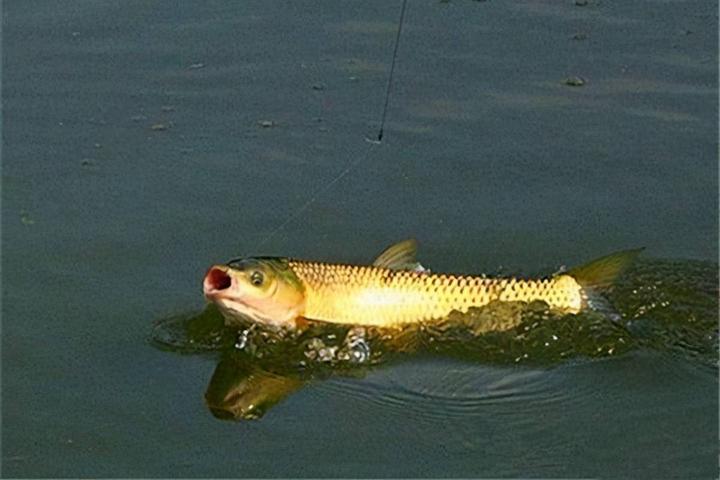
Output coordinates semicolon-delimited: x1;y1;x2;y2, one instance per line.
204;267;232;293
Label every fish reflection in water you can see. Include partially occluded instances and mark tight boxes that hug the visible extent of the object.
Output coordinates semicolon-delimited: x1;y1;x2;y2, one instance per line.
200;320;391;420
205;355;305;420
153;257;718;421
205;325;385;421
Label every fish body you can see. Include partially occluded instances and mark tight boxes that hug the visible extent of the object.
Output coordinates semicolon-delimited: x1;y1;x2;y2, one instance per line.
203;239;641;329
286;260;582;326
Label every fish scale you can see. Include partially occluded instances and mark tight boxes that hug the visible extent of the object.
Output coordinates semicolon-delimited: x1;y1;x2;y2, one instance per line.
287;260;584;327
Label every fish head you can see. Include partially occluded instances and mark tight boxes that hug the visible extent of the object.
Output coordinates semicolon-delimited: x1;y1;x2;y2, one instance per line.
203;257;305;328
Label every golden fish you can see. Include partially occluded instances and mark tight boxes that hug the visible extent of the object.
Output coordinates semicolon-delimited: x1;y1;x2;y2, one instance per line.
203;239;642;329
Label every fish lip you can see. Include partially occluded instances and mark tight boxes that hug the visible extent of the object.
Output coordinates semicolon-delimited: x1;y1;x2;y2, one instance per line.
203;266;232;298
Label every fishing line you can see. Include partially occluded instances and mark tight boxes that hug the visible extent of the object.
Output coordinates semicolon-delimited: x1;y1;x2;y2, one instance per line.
377;0;408;142
256;141;378;249
257;0;409;249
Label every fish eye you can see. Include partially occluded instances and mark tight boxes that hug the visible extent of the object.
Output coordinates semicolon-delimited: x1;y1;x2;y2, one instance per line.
250;271;264;287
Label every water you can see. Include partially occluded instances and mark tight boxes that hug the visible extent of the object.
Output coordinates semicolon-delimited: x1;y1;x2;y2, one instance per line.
2;1;718;478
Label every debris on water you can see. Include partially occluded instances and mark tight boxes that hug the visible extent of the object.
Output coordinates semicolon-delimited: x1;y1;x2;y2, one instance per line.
348;76;359;82
258;120;277;128
20;210;35;225
131;114;147;122
161;105;176;112
563;76;586;87
187;62;205;70
93;143;102;149
572;32;588;41
575;0;589;6
151;123;169;131
80;158;96;168
311;83;326;91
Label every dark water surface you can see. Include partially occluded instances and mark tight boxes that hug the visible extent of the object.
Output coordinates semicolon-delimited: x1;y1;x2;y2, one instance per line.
3;1;718;478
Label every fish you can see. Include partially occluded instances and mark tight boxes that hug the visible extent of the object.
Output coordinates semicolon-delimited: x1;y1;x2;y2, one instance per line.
203;239;642;329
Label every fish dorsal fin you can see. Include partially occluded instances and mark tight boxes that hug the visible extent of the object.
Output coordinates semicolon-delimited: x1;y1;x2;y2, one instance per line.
373;239;423;271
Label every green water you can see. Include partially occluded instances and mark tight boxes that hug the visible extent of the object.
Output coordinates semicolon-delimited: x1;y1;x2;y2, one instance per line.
3;0;718;478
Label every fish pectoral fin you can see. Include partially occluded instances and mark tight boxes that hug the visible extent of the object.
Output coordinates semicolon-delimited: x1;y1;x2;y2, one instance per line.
294;316;311;331
372;238;426;271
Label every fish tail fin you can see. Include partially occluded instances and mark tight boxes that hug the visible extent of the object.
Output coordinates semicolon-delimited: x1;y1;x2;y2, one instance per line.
568;248;644;314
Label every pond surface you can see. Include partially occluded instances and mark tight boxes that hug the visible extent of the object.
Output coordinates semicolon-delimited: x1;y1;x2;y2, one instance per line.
2;1;718;478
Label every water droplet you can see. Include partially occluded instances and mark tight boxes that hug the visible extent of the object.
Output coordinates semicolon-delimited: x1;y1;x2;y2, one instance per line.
234;329;250;350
